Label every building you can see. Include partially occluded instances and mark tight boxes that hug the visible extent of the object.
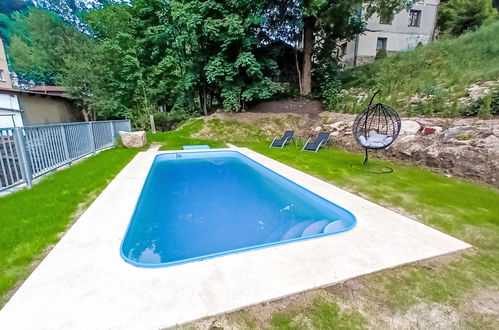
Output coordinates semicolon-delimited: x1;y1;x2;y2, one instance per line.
0;38;12;89
0;38;82;128
341;0;440;67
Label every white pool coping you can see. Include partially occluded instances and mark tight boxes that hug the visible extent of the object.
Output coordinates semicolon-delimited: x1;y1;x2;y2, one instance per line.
0;148;471;329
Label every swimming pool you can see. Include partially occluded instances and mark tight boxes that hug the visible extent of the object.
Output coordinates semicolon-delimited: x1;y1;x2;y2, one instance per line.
120;150;356;267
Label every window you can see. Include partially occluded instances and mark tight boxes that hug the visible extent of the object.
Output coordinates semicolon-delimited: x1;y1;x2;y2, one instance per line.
340;42;347;56
408;10;421;27
0;70;4;81
376;37;387;51
379;14;392;25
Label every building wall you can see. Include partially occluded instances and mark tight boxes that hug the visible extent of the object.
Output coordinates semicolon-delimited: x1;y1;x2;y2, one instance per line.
0;39;13;89
343;1;439;66
19;94;82;125
0;93;23;127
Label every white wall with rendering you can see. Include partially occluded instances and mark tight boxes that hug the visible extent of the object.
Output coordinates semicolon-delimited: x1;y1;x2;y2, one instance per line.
342;0;440;67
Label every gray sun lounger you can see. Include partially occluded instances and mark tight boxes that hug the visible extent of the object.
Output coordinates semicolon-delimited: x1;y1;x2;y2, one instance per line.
302;132;330;152
269;130;295;148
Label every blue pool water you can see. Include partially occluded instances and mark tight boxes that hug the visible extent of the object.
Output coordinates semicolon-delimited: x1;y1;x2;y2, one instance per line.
121;151;356;267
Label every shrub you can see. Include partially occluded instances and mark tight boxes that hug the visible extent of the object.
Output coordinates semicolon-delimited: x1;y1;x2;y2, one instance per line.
491;85;499;114
321;79;342;111
153;112;189;132
375;48;387;61
478;94;492;118
460;93;494;118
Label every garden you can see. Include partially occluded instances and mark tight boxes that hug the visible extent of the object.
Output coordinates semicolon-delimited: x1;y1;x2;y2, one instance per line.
1;117;497;328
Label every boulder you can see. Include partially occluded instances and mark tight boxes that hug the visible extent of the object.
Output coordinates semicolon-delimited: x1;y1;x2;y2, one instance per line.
119;131;147;148
399;120;421;135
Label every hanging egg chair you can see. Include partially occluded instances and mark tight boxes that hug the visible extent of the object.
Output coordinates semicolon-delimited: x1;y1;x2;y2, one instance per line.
351;90;401;173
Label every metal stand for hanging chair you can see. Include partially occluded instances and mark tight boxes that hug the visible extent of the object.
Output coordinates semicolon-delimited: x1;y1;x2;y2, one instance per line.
351;90;401;174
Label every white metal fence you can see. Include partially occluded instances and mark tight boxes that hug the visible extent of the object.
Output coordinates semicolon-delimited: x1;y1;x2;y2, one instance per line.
0;120;132;191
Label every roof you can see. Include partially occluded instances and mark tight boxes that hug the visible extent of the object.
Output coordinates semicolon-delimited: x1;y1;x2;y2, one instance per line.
30;86;66;93
0;87;70;100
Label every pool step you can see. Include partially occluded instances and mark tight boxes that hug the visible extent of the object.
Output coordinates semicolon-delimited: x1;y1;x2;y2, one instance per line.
323;220;347;233
301;220;330;238
280;219;347;241
281;220;315;240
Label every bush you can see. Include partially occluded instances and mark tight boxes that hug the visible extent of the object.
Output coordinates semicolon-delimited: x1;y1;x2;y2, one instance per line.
153;112;189;132
321;79;342;111
375;48;387;61
460;93;494;118
491;85;499;114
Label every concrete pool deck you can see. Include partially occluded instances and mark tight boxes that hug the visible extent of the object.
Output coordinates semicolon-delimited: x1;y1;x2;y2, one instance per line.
0;148;471;329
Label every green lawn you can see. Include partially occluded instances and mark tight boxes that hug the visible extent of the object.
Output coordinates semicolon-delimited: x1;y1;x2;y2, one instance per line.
148;119;227;150
0;148;138;306
244;143;498;315
155;120;499;328
1;118;498;328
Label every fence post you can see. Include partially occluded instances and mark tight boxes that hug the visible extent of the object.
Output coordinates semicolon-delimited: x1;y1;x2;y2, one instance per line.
109;121;115;147
13;127;32;189
88;122;96;154
60;125;71;167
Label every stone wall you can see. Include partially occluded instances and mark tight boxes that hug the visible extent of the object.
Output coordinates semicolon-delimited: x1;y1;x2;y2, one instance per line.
203;112;499;187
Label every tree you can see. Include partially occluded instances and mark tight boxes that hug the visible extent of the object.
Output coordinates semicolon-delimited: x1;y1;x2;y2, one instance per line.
438;0;498;37
7;7;90;84
264;0;406;96
170;0;281;112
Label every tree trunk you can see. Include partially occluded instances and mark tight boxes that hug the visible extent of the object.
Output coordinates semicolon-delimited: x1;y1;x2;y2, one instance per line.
201;84;208;116
295;50;302;94
301;16;316;96
82;109;92;122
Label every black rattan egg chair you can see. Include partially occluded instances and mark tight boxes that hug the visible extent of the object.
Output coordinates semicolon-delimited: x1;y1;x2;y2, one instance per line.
351;90;401;174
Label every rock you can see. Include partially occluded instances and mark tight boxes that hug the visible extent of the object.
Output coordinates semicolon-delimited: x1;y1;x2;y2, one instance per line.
422;126;443;135
398;134;417;143
314;126;322;133
443;126;489;140
327;121;348;132
399;120;422;135
468;83;491;101
119;131;147;148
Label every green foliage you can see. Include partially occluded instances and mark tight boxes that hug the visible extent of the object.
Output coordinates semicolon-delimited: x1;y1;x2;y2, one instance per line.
269;298;367;329
491;84;499;114
374;48;387;61
321;78;342;111
147;119;227;150
7;8;90;84
462;93;496;118
171;0;281;112
152;112;189;131
340;21;499;116
438;0;498;37
0;148;138;305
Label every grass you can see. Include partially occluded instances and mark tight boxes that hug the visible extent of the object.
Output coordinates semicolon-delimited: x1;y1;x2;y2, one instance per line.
161;120;498;328
2;116;498;327
0;147;138;306
339;21;499;116
148;119;227;150
242;143;498;308
270;298;367;330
